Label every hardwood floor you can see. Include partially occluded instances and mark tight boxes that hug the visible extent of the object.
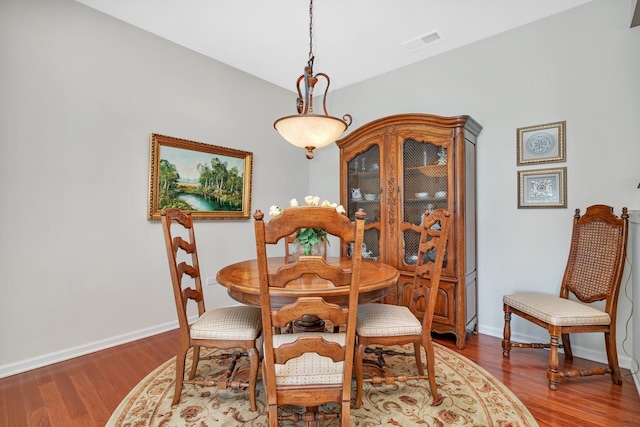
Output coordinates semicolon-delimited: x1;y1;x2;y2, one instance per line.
1;330;638;426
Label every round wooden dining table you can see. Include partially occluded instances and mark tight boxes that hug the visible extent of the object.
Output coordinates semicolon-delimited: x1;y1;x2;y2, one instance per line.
216;257;399;309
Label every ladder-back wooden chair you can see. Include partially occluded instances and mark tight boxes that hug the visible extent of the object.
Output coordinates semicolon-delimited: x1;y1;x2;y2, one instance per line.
502;204;629;390
161;208;262;410
354;209;451;408
254;205;366;426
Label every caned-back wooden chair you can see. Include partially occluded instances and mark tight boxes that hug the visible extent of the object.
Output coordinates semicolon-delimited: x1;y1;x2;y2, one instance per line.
354;209;451;408
161;208;262;409
254;205;366;426
502;205;628;390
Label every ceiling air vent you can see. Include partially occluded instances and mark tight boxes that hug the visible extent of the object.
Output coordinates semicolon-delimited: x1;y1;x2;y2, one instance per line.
402;30;442;52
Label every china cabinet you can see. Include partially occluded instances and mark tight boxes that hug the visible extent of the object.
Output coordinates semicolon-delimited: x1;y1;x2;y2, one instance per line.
337;113;482;348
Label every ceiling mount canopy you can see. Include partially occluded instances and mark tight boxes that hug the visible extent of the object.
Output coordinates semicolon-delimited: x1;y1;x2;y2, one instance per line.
273;0;352;160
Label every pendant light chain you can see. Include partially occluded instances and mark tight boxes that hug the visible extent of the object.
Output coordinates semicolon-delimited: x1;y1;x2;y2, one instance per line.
308;0;314;60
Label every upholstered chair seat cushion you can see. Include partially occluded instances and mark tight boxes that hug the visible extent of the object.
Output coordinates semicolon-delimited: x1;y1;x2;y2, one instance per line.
357;303;422;337
190;306;262;340
270;332;346;386
503;292;610;326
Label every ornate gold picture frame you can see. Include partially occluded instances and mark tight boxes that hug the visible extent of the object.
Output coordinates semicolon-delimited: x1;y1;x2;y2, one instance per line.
148;134;253;220
517;121;566;165
518;167;567;209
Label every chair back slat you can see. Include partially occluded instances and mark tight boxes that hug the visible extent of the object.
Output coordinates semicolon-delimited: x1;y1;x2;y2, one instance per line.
173;236;195;254
262;206;357;244
271;297;348;330
274;336;346;364
267;257;352;288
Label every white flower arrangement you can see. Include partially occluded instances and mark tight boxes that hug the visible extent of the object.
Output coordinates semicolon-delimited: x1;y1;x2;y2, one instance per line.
269;196;345;218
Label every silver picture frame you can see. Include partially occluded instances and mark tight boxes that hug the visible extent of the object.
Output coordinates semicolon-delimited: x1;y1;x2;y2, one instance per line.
518;167;567;209
517;121;566;165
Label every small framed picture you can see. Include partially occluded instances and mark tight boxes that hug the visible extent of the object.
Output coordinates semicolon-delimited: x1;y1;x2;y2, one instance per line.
148;134;253;220
518;167;567;209
517;121;566;165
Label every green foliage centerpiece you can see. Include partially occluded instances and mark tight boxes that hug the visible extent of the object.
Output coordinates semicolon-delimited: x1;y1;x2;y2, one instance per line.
269;196;346;256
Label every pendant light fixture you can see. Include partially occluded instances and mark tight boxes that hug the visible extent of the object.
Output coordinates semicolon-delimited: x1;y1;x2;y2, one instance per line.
273;0;352;159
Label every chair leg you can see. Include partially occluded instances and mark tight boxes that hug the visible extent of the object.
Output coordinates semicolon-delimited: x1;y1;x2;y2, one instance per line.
340;397;351;427
262;363;279;426
247;346;259;412
267;404;278;427
604;331;623;385
423;339;443;406
354;343;365;409
413;342;425;376
561;333;573;360
547;334;561;391
189;345;201;380
172;345;190;405
502;310;512;357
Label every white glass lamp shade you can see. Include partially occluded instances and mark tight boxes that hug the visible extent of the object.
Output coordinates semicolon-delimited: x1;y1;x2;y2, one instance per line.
274;114;347;151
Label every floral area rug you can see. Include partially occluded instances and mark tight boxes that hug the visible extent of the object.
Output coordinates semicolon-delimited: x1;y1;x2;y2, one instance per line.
107;343;538;426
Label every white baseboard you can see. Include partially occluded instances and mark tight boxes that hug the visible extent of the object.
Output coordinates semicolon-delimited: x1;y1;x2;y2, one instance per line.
0;320;181;379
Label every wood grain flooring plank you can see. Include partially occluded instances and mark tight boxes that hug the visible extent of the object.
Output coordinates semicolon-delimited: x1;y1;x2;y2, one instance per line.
0;375;28;427
38;377;71;427
76;355;123;411
28;408;52;427
70;367;114;425
50;367;87;420
19;369;50;427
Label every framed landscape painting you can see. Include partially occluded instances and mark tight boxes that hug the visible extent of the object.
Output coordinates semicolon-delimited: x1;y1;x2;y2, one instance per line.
148;134;253;220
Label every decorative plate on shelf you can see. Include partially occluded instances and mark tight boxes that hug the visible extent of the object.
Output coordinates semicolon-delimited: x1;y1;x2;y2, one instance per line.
405;254;418;264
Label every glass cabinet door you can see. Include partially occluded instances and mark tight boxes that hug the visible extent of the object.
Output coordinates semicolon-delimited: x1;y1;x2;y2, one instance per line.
401;138;448;268
346;144;380;261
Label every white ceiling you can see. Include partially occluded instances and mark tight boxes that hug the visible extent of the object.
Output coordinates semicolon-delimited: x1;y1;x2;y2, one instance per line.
75;0;594;92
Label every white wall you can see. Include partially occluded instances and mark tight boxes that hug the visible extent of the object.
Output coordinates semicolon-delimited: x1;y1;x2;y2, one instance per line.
1;0;639;378
0;0;308;376
629;211;640;390
313;0;640;370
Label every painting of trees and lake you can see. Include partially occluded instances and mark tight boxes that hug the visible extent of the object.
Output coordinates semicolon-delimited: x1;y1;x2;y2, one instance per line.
148;134;253;220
